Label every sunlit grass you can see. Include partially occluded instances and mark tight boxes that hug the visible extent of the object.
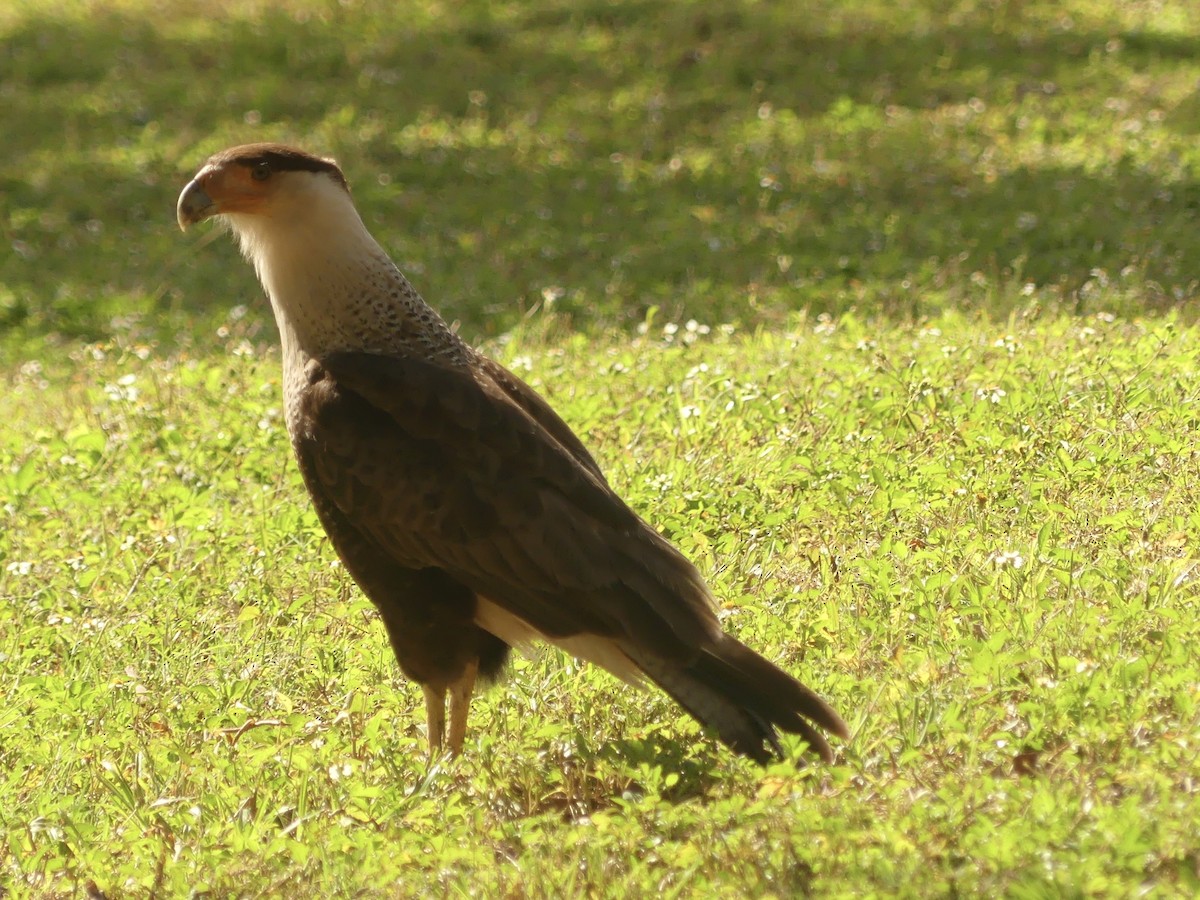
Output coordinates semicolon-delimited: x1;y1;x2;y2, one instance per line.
4;306;1200;894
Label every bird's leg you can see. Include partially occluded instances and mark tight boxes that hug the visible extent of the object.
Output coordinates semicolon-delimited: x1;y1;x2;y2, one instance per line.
422;684;446;760
447;658;478;757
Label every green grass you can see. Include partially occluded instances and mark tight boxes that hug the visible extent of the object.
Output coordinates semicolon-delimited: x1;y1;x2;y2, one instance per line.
4;314;1200;895
2;0;1200;354
3;0;1200;895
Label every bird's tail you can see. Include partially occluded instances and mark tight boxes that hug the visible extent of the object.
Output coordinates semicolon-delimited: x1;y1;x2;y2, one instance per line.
623;634;848;762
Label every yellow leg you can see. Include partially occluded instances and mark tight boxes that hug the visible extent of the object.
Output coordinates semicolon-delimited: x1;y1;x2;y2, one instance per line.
447;659;478;757
422;684;446;760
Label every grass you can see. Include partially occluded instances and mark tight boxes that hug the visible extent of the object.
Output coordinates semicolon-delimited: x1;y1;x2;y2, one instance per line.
2;0;1200;895
2;0;1200;354
4;314;1200;895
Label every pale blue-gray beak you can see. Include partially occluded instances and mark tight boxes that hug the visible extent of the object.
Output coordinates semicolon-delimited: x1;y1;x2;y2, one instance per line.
177;178;216;231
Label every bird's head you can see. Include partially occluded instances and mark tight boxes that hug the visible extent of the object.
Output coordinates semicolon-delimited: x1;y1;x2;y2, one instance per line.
177;143;349;232
177;143;379;306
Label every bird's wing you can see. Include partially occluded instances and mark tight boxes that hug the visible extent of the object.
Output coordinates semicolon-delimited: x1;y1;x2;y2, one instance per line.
294;350;721;660
475;355;608;484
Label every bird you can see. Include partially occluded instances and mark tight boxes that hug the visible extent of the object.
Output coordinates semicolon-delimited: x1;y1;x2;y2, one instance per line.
176;142;848;764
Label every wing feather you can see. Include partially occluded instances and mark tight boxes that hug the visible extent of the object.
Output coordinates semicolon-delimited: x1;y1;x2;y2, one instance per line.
295;351;721;660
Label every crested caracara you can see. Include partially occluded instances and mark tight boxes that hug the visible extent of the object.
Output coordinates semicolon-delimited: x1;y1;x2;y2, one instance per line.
177;143;848;763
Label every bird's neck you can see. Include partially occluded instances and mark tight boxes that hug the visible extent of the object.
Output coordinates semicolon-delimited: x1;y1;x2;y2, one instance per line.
228;193;468;373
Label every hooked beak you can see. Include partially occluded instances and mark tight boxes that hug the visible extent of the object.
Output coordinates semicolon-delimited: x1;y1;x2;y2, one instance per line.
177;177;216;231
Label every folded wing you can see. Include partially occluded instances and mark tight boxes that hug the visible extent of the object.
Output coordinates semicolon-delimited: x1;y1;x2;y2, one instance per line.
294;350;847;760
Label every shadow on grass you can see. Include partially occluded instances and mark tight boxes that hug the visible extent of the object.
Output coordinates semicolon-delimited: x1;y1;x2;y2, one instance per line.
1;0;1198;351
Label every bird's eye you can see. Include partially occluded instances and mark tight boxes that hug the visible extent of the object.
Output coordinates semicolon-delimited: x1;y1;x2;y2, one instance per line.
251;161;271;182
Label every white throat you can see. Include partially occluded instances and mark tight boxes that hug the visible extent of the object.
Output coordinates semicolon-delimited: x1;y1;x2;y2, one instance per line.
224;174;394;361
219;170;470;436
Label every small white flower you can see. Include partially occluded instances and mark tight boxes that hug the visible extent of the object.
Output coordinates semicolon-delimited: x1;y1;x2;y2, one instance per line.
991;551;1025;569
104;377;139;402
646;473;674;492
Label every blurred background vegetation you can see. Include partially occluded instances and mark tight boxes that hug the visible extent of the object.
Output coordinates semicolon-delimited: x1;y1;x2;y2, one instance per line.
1;0;1197;357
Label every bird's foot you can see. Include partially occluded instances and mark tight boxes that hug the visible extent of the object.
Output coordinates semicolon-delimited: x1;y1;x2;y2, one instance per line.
447;658;478;757
422;684;446;761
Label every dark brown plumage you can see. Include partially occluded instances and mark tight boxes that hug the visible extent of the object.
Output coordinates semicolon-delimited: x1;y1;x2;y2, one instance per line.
177;143;849;763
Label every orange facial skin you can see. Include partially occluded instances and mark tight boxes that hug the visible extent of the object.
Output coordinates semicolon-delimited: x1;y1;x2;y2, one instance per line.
178;159;274;229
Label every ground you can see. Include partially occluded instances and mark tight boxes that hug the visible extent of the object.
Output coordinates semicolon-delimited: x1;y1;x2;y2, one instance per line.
1;0;1199;895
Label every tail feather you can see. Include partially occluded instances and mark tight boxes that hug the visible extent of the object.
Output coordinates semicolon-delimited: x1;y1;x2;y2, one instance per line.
623;635;848;763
